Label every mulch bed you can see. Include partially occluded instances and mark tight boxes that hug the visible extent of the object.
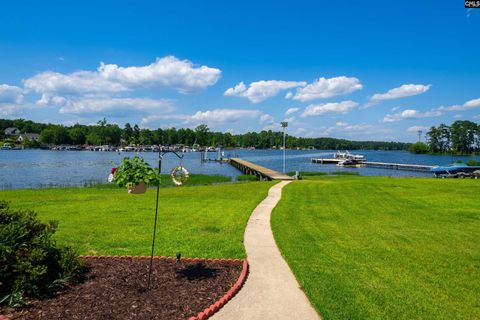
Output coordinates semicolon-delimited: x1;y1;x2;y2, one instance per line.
0;257;243;320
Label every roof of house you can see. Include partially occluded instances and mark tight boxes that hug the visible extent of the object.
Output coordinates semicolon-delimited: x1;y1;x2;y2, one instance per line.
18;133;40;140
4;127;20;135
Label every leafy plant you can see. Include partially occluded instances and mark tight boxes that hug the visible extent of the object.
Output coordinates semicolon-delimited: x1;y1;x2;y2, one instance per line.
113;156;160;188
467;159;480;166
0;201;84;307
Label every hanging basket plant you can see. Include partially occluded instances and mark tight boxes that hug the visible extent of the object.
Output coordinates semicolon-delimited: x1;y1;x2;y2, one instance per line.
113;156;160;194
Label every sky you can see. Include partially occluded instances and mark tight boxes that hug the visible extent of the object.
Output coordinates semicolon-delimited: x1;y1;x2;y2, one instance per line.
0;0;479;142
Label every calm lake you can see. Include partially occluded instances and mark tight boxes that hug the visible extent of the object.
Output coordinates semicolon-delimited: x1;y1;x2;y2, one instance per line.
1;149;479;189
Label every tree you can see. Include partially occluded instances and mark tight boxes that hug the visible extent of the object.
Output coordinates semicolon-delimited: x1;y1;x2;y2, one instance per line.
195;124;210;146
40;128;55;144
122;123;133;144
409;142;430;154
69;125;86;145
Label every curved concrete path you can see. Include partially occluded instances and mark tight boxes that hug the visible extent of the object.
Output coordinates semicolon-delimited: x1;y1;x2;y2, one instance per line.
212;181;321;320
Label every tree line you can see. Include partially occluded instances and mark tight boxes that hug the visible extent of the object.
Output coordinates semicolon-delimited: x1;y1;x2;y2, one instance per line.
426;120;480;154
0;118;410;150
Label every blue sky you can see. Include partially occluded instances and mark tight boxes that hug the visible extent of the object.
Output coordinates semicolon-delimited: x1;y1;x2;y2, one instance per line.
0;0;479;142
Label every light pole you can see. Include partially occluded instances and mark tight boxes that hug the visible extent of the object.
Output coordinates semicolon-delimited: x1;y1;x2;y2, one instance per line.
281;122;288;173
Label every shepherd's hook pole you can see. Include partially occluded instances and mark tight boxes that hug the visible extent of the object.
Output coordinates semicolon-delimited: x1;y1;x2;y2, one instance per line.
147;150;183;290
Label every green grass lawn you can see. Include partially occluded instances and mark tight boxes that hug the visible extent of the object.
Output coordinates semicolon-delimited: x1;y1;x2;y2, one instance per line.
272;176;480;320
0;181;274;258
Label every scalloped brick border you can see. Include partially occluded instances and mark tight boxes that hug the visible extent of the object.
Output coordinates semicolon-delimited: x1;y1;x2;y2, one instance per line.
0;256;248;320
188;259;248;320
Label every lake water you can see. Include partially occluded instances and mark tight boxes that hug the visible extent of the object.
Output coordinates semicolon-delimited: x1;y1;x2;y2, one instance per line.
1;149;479;189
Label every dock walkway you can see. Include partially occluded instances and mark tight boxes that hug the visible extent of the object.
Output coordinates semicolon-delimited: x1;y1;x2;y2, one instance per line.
311;158;433;172
229;158;293;180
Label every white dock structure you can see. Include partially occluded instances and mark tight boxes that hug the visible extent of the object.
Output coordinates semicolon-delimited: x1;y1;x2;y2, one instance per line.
311;158;433;172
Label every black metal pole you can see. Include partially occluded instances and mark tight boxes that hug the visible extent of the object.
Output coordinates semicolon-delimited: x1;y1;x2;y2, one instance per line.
147;151;162;290
147;149;183;290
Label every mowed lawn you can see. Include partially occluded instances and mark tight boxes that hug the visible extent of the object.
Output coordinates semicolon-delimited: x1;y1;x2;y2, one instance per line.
0;181;275;258
272;176;480;320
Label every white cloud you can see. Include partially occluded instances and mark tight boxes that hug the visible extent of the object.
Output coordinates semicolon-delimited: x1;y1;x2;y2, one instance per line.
288;76;362;102
284;116;295;123
260;113;275;124
224;80;306;103
24;56;221;96
407;125;428;133
54;97;174;115
334;121;372;131
187;109;261;124
301;100;358;117
285;107;299;116
0;84;24;104
366;84;431;106
438;98;480;111
383;109;442;123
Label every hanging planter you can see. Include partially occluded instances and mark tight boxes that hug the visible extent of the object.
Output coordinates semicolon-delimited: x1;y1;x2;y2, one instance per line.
112;156;160;194
127;181;148;194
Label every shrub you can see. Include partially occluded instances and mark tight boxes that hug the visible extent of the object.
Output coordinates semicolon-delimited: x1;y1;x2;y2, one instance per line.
113;156;160;188
409;142;430;154
467;159;480;166
0;201;84;307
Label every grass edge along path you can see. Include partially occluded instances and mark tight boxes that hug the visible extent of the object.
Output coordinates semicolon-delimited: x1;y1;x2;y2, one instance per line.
271;176;480;320
0;181;276;259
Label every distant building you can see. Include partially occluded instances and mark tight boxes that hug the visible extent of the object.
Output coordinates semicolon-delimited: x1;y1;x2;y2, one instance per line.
4;127;21;136
17;133;40;142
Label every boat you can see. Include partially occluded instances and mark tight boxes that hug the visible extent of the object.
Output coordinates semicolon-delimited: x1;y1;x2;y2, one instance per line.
334;150;365;161
431;163;480;177
337;159;362;167
1;143;12;150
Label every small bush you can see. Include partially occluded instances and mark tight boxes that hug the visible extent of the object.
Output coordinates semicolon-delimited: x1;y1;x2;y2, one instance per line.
0;201;84;307
467;159;480;166
409;142;430;154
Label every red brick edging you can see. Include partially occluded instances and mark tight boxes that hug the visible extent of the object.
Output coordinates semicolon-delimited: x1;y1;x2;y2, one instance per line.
0;255;248;320
188;259;249;320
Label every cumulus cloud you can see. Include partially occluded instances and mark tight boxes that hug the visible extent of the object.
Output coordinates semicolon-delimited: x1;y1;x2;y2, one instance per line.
260;113;275;124
50;97;174;115
407;125;428;133
285;107;299;116
438;97;480;111
334;121;372;131
288;76;362;102
24;56;221;96
0;84;24;104
224;80;306;103
366;84;431;107
383;109;441;123
301;100;358;117
187;109;261;124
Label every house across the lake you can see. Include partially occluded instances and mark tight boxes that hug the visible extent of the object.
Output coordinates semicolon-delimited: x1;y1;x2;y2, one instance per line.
4;127;21;137
17;133;40;142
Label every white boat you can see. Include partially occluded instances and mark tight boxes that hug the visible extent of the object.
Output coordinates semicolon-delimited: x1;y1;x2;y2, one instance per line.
1;143;12;150
334;150;365;161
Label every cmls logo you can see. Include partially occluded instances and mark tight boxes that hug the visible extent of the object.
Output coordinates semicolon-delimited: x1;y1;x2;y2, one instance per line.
465;0;480;8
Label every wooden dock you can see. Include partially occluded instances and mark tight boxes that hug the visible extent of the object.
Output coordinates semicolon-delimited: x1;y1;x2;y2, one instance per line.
229;158;294;181
311;158;433;172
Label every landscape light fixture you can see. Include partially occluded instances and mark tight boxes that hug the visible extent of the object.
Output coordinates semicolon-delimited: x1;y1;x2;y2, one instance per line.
281;122;288;173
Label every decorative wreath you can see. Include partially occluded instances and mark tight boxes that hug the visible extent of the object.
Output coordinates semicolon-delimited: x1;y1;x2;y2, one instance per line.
170;166;189;186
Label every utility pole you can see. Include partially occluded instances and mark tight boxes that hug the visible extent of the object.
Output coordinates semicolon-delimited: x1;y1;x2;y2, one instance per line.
281;122;288;173
418;130;423;142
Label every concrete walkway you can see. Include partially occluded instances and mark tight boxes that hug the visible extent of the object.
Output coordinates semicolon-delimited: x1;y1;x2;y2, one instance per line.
212;181;321;320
